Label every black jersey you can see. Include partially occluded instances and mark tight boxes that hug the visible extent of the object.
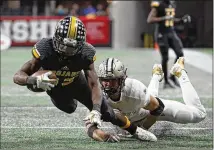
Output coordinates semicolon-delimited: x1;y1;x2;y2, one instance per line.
31;38;96;87
151;0;176;33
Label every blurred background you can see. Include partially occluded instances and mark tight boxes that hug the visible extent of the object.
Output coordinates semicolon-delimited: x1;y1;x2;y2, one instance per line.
0;0;213;49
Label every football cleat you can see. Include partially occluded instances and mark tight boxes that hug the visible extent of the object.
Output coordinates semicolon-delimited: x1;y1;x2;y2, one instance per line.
170;57;185;78
152;64;164;82
133;126;157;142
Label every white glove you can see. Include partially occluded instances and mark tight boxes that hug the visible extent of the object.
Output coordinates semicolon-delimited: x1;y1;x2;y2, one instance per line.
36;71;57;91
106;134;120;142
182;14;191;23
84;110;102;127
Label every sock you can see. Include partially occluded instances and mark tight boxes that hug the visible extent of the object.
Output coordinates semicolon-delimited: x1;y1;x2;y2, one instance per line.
147;75;160;97
124;123;137;135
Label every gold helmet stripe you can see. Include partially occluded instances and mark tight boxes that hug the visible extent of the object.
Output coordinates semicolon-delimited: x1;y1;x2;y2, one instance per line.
68;17;77;39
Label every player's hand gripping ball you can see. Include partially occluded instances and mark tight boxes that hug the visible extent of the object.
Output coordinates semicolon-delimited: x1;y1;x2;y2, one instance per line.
27;70;58;92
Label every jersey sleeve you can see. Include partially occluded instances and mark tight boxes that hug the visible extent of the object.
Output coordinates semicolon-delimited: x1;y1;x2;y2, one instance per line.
151;1;160;8
31;38;51;60
132;79;150;108
31;45;41;59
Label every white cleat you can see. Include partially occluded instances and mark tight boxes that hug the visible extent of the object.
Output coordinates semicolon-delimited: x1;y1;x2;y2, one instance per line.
133;127;157;142
170;57;185;78
152;64;164;82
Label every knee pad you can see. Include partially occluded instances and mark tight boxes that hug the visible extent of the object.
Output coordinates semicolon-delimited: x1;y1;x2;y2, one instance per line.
150;97;165;116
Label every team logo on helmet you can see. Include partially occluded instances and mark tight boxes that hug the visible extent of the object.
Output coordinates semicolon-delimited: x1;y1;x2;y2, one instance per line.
53;16;86;57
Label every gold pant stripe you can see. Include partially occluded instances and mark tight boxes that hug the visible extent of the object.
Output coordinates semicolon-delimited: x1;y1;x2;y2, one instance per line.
68;17;77;39
121;116;131;129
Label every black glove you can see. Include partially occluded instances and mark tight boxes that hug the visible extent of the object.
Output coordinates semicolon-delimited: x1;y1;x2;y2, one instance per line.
182;14;191;23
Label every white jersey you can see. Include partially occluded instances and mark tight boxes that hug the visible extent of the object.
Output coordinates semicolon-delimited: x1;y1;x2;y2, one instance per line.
107;78;150;122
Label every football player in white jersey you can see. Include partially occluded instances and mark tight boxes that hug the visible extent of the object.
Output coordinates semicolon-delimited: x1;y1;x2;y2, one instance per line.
97;57;206;133
97;57;166;129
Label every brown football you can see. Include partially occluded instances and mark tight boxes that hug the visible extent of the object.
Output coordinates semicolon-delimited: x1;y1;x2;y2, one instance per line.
27;70;57;92
31;70;57;79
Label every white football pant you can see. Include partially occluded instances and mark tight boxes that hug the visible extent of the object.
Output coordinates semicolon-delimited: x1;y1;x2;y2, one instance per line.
148;70;206;123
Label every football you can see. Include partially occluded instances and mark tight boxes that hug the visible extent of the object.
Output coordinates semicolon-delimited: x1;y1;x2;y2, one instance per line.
31;70;57;79
27;70;57;92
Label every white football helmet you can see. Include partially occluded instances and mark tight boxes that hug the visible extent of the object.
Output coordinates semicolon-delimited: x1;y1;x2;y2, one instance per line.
98;58;127;97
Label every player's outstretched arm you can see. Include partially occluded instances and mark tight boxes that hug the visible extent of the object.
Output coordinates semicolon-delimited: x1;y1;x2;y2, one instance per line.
84;63;103;127
13;57;41;86
147;8;163;23
85;120;120;142
84;63;102;110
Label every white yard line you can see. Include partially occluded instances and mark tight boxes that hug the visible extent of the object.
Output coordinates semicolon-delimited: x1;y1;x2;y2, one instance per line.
1;106;212;110
1;93;212;99
1;126;211;130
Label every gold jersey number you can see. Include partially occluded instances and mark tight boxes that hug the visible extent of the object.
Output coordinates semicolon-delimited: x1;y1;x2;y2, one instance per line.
165;8;175;27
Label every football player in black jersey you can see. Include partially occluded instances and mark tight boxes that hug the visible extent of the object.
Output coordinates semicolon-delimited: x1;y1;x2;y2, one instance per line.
147;0;191;88
13;16;157;142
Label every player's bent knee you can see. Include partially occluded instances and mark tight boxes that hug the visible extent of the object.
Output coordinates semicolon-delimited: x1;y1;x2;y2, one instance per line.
64;109;76;114
150;97;165;116
60;105;77;114
195;111;206;123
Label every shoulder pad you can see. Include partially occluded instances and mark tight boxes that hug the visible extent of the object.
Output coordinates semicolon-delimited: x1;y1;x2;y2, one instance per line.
151;1;160;7
82;42;96;64
31;38;53;60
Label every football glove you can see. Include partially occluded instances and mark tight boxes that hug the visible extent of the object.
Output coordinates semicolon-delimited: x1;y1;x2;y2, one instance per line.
84;110;102;127
182;14;191;23
105;133;120;142
36;71;57;91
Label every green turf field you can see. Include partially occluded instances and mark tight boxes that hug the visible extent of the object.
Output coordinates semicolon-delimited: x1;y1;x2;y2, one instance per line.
201;48;213;54
1;48;213;149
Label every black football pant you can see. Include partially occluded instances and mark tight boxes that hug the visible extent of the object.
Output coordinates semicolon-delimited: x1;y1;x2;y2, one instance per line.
46;72;125;127
156;31;184;83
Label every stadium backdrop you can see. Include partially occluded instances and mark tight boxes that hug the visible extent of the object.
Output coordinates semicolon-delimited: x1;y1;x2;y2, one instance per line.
0;16;112;47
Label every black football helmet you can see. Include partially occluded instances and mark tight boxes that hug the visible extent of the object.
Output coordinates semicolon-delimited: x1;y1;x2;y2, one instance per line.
53;16;86;57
